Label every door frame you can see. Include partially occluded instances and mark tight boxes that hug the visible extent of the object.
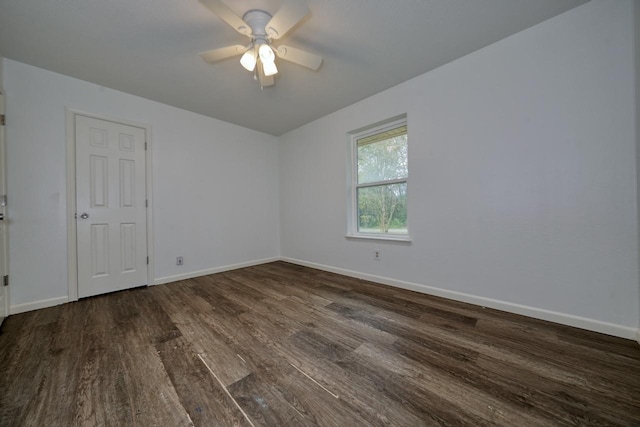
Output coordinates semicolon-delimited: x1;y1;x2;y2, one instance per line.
65;108;155;301
0;91;8;319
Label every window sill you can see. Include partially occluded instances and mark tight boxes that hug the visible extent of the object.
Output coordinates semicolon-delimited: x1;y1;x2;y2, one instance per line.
345;233;412;243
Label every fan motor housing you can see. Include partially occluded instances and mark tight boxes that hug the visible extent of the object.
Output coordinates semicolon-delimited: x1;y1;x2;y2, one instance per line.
242;10;272;39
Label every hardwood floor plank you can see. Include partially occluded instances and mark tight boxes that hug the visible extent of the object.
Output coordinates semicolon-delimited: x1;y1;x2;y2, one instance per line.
353;341;557;426
329;299;589;387
173;312;252;387
391;337;618;426
158;284;255;388
109;288;182;346
227;372;310;426
232;269;333;307
0;321;58;425
115;341;194;426
284;295;398;346
473;353;640;425
232;309;427;425
325;300;481;363
173;299;371;427
156;336;252;426
28;300;93;426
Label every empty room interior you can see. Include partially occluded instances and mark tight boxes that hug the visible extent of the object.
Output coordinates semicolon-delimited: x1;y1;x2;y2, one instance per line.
1;0;640;425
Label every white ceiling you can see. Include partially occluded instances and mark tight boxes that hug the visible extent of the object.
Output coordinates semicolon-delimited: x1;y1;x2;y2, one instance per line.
0;0;588;135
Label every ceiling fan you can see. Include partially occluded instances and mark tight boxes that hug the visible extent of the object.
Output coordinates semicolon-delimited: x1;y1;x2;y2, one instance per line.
199;0;323;88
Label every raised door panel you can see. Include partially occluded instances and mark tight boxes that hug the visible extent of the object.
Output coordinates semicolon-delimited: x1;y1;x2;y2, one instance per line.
119;159;135;208
91;224;109;277
120;223;136;273
90;155;109;208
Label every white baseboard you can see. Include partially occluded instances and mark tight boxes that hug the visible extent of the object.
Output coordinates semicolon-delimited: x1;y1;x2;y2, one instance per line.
281;257;638;340
154;257;280;286
10;296;69;315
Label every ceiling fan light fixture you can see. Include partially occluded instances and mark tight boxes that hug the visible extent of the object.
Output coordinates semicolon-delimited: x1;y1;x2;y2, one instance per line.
240;48;256;71
199;0;322;87
258;44;275;64
262;59;278;76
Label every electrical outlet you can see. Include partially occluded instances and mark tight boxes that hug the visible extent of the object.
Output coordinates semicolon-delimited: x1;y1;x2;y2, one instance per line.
374;249;381;261
177;256;184;266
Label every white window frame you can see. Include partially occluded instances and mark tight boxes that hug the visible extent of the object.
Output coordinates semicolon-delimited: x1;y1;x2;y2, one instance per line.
346;115;411;242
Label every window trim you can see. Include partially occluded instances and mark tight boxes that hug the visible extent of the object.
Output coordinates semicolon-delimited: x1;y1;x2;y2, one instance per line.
346;115;410;242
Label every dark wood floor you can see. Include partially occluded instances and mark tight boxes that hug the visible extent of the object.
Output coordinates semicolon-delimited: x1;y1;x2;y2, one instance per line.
1;262;639;426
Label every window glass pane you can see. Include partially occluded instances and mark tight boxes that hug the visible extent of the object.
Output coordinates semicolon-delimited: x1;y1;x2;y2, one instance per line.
357;130;407;184
357;183;407;234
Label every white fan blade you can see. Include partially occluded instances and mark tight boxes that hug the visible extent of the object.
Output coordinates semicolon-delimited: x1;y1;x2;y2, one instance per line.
199;0;251;35
199;45;247;63
258;63;275;87
266;0;310;39
275;45;322;70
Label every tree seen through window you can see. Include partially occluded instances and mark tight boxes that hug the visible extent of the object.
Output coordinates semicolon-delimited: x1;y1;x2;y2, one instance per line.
356;126;407;234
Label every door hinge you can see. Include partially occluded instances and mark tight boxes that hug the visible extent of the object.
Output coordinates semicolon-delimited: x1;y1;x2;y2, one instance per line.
146;256;149;265
0;195;6;207
3;275;8;287
0;114;5;126
144;142;147;150
145;199;148;208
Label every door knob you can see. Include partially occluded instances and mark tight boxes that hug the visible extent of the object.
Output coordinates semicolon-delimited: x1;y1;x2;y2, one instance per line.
80;213;89;219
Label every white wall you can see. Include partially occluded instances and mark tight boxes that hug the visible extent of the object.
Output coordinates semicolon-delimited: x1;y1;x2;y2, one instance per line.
4;59;280;311
279;0;639;338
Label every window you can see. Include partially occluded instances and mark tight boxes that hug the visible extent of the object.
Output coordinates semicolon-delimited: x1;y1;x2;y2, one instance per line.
348;117;409;240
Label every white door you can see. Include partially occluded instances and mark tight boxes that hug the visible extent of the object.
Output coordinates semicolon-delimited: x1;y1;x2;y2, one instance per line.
75;115;148;298
0;92;8;322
